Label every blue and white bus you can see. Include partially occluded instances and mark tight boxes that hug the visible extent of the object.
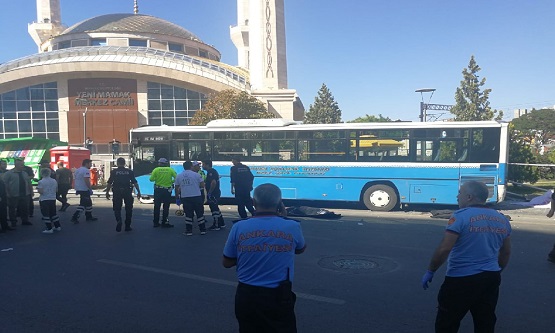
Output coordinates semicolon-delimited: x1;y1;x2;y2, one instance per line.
129;119;509;211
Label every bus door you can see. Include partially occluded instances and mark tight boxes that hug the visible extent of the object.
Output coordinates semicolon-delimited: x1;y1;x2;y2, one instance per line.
458;128;501;203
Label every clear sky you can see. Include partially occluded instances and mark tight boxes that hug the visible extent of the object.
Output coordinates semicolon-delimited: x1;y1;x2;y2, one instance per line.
1;0;555;122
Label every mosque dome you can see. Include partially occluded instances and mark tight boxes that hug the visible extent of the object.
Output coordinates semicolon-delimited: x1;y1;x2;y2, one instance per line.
60;13;203;42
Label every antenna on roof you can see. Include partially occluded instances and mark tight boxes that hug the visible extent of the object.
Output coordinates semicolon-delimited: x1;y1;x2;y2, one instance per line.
134;0;139;14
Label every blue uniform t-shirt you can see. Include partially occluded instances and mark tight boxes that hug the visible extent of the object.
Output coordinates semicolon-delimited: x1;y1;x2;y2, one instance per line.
223;213;306;288
445;206;511;277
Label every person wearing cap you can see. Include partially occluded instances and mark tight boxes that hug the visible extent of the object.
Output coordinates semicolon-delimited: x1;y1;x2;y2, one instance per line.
70;159;98;223
106;157;141;232
3;159;33;227
149;158;177;228
202;160;225;230
230;156;255;219
55;161;73;212
175;160;206;236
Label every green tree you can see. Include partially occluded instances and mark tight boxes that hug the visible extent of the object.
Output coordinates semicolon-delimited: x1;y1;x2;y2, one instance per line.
511;108;555;153
189;90;274;125
507;123;539;183
348;114;392;123
450;56;503;121
304;83;342;124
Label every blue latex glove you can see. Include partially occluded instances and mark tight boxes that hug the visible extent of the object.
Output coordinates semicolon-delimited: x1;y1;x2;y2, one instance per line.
421;270;435;290
176;197;181;206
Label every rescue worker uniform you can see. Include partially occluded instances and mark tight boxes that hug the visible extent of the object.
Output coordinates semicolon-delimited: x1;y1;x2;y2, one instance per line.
70;164;98;223
107;165;140;232
175;168;205;236
149;159;177;228
204;166;225;230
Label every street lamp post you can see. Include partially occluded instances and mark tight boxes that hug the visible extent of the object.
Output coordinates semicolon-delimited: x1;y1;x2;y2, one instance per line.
415;88;436;122
83;107;88;147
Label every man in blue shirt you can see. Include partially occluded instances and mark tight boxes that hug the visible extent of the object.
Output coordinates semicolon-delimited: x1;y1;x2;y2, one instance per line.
421;181;512;333
223;183;306;333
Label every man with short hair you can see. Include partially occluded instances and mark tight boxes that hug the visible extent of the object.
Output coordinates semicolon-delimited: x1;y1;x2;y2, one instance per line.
3;159;33;227
230;156;255;219
202;160;225;230
70;159;98;223
106;157;141;232
55;161;73;211
422;181;512;333
175;160;206;236
39;159;56;180
0;160;12;232
149;158;177;228
223;183;306;332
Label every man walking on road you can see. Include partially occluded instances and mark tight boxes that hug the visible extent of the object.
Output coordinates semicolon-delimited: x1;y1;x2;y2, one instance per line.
70;159;98;223
55;161;73;212
175;161;206;236
223;183;306;332
421;181;512;333
106;157;141;232
149;158;177;228
546;191;555;262
230;156;255;219
203;160;225;230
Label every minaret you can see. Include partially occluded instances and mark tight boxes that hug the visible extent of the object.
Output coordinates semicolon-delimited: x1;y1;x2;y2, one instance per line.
28;0;65;52
231;0;303;120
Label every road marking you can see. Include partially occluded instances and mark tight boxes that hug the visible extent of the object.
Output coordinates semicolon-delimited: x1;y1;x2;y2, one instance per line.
97;259;346;305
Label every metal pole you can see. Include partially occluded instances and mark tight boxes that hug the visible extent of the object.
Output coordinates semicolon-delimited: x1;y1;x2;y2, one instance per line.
83;108;87;147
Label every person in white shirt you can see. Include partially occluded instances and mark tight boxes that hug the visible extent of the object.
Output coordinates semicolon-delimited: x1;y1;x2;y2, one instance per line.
70;159;98;224
175;161;205;236
37;168;60;234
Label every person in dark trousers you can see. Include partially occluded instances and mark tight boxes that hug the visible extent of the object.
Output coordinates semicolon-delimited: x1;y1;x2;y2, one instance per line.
70;159;98;223
202;160;225;230
22;164;35;218
546;191;555;262
0;162;13;232
230;156;255;219
3;159;33;227
175;160;206;236
149;158;177;228
223;183;306;333
37;168;61;234
105;157;141;232
421;181;512;333
55;161;73;211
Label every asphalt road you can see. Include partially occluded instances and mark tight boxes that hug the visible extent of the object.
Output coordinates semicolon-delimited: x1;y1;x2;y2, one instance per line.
1;196;554;333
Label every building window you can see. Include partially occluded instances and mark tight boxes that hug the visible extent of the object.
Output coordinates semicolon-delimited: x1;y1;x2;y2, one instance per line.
129;39;148;47
199;49;208;58
146;82;206;126
91;38;107;46
169;43;184;52
0;82;59;140
58;41;71;49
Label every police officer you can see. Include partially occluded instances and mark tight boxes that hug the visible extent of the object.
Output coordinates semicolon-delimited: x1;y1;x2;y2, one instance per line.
202;160;225;230
149;158;177;228
106;157;141;232
230;156;255;219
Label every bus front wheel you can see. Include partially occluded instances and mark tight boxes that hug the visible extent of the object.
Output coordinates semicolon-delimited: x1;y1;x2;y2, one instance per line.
362;185;398;211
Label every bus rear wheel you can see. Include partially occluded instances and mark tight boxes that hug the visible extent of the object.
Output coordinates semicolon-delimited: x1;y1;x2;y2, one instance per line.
362;185;398;211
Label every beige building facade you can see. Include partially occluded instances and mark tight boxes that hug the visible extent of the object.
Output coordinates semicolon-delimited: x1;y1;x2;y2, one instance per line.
0;0;303;145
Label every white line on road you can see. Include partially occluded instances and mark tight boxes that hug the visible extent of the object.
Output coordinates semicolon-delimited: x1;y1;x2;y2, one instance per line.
97;259;346;305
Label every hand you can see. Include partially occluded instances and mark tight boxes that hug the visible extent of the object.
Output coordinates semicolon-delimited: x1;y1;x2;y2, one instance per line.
176;197;181;206
106;193;111;200
89;189;94;195
136;192;141;199
421;270;435;290
231;188;235;195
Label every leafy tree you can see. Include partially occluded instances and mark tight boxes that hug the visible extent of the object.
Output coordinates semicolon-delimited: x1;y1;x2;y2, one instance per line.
189;90;274;125
511;108;555;153
450;56;503;121
348;114;392;123
507;123;539;183
304;83;342;124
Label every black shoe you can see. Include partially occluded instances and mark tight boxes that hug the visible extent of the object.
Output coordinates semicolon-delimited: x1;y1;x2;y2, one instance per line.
125;226;133;232
548;255;555;263
22;222;33;226
71;218;79;224
161;223;174;228
116;221;122;232
219;224;226;229
86;216;98;222
208;224;220;231
60;203;70;212
153;222;161;228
